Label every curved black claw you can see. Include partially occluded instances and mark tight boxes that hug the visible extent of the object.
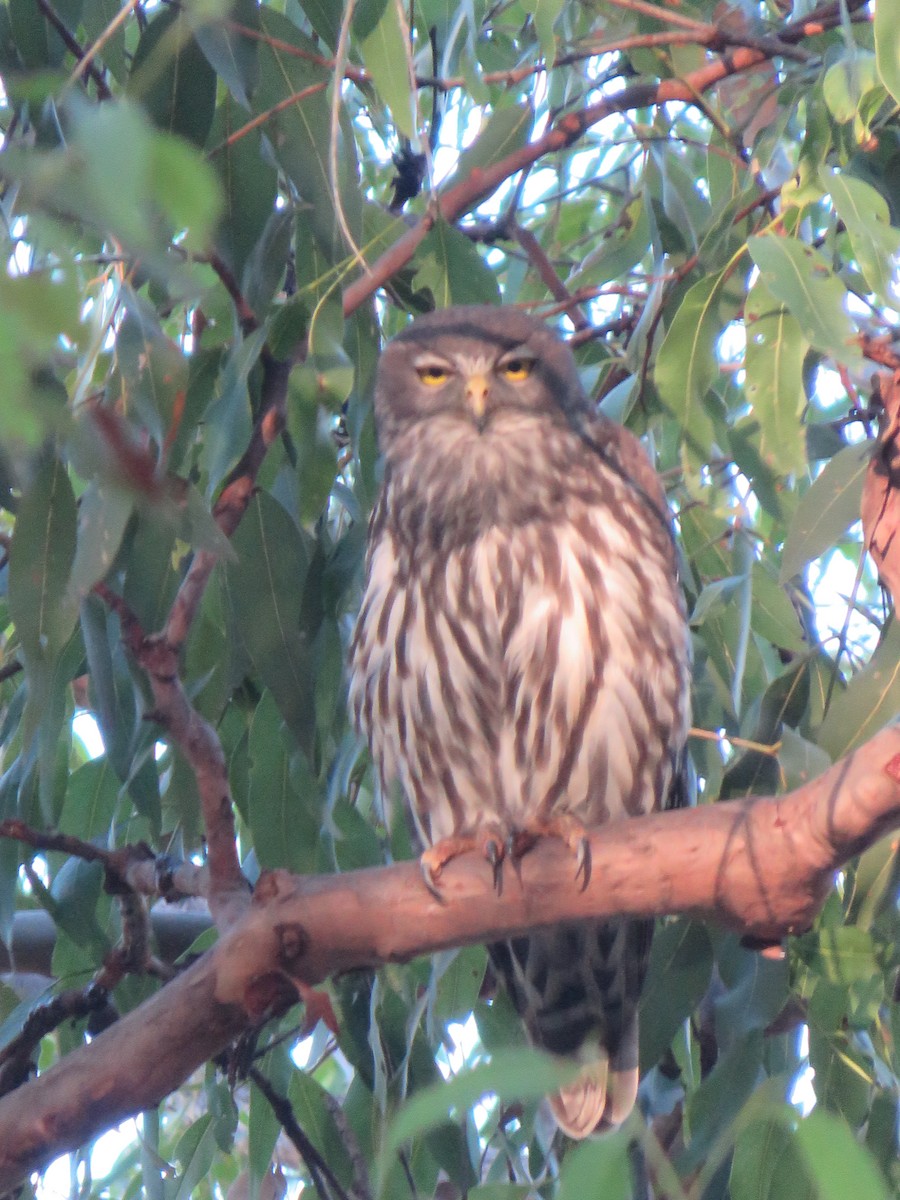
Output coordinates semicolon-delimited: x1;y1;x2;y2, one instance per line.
485;838;503;895
420;857;445;902
574;835;591;891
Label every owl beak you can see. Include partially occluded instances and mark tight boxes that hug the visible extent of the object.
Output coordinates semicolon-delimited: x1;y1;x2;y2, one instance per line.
465;373;490;425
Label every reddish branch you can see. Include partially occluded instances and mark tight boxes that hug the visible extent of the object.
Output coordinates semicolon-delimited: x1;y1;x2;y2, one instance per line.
93;585;249;928
340;2;862;318
2;721;900;1188
0;819;207;902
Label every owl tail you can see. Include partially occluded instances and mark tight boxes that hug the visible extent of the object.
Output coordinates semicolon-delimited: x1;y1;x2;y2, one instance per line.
549;1024;640;1139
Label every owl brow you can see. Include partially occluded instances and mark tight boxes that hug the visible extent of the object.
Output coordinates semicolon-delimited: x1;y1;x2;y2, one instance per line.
397;322;525;351
413;352;454;370
498;344;535;366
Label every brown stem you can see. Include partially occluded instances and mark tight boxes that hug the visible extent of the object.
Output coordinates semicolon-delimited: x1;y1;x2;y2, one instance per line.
35;0;112;99
248;1066;355;1200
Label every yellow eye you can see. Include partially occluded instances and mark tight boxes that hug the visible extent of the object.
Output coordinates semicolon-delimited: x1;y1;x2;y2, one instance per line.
500;359;533;382
417;365;449;386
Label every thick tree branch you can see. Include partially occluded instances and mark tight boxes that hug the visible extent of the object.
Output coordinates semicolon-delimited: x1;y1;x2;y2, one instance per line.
2;722;900;1189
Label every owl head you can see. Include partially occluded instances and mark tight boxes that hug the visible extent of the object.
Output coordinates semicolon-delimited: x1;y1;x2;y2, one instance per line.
374;306;588;450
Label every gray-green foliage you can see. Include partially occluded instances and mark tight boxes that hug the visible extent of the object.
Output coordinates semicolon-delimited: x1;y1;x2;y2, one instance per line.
0;0;899;1196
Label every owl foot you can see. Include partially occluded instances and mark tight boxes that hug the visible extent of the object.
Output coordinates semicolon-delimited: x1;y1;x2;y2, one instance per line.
420;825;507;899
509;815;592;890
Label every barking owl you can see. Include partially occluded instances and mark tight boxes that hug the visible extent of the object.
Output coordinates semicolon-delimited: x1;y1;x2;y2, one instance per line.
348;305;691;1138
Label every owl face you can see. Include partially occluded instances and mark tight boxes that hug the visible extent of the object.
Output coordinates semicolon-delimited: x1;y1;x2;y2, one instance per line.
374;306;587;450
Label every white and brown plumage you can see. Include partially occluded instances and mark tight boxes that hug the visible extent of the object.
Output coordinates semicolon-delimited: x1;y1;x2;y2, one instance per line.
348;305;691;1138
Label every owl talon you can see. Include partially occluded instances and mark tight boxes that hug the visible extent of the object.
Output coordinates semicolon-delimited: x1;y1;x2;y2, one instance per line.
420;858;445;901
574;836;591;890
485;838;504;894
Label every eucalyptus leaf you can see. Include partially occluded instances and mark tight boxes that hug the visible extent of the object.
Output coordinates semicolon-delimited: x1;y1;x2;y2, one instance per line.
748;236;862;366
779;443;869;582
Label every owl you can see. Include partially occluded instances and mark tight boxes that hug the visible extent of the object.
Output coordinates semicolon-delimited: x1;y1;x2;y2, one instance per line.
348;305;691;1138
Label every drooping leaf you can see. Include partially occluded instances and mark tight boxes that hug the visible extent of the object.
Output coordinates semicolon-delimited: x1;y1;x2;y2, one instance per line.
818;618;900;759
440;104;533;196
795;1109;889;1200
876;0;900;106
415;219;501;307
381;1048;576;1187
358;0;416;141
743;277;808;477
731;1115;815;1200
654;271;724;452
748;235;863;366
821;168;900;305
247;691;318;871
557;1130;632;1200
640;920;714;1071
779;443;869;582
224;491;316;754
129;8;217;147
8;455;78;669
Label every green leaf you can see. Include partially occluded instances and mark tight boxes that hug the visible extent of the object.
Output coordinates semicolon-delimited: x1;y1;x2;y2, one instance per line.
149;134;223;251
748;236;862;366
558;1129;632;1200
876;0;900;106
520;0;564;64
820;168;900;305
172;1115;217;1200
681;1034;765;1171
253;8;359;253
59;758;120;841
66;481;133;605
199;326;265;494
568;197;650;291
192;0;259;108
778;443;869;582
749;563;806;653
731;1116;815;1200
654;271;725;451
795;1110;889;1200
225;492;316;754
248;1080;281;1200
468;1188;536;1200
640;920;713;1070
81;0;127;80
415;219;501;306
823;50;879;124
210;98;277;283
8;456;78;664
289;1071;358;1193
0;270;81;444
778;727;832;792
247;692;318;871
431;945;487;1029
795;926;879;988
818;619;900;759
129;8;217;147
380;1049;576;1190
358;0;416;140
441;104;533;195
743;277;808;477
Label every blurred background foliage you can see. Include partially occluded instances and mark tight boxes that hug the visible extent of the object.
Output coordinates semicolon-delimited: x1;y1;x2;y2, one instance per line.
1;0;900;1196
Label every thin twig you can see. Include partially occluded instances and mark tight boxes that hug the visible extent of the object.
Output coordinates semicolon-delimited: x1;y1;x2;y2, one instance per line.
35;0;112;99
64;0;139;93
248;1067;353;1200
